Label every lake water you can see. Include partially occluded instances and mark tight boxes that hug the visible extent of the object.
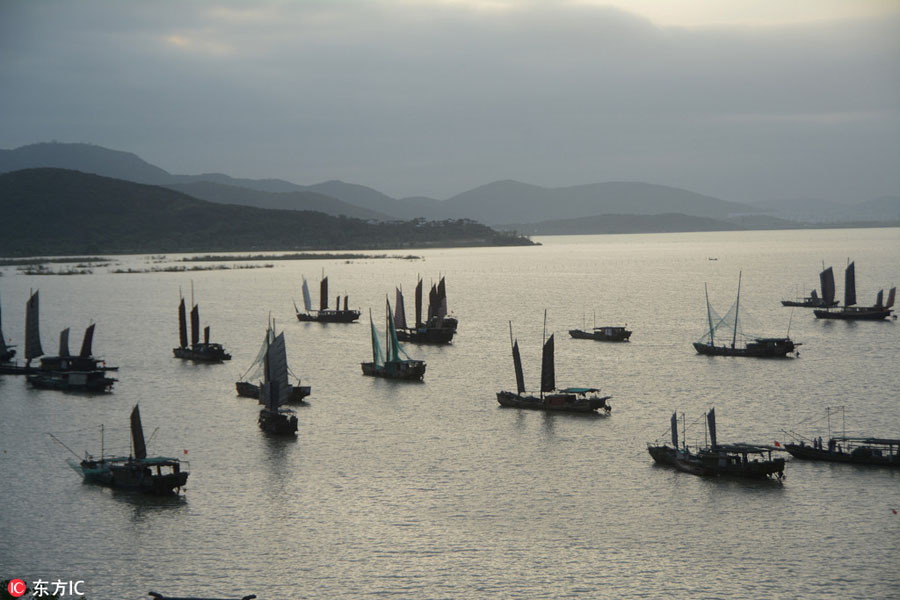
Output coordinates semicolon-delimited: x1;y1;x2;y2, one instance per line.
1;229;899;599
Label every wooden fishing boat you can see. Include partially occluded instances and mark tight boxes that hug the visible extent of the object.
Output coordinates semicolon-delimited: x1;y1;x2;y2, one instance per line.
172;290;231;362
294;274;361;323
361;300;426;380
781;265;840;308
394;277;456;343
814;261;894;320
497;312;611;414
236;321;310;403
569;311;631;342
781;407;900;467
257;328;299;435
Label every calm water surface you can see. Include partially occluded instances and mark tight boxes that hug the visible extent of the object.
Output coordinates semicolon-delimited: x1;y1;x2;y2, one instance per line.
1;229;899;599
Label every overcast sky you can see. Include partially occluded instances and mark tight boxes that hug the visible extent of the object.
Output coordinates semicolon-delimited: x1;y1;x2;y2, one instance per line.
1;0;898;203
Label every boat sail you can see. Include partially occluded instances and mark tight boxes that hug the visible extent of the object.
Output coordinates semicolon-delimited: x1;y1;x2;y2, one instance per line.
361;299;426;380
694;272;799;357
497;311;611;413
294;274;361;323
394;276;457;343
39;323;117;373
64;404;189;494
814;260;895;320
173;290;231;361
25;289;43;366
257;329;299;435
237;321;310;403
0;294;15;362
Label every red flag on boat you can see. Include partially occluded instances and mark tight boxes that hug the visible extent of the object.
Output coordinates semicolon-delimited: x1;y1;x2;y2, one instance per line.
184;449;188;455
774;441;781;447
893;509;897;515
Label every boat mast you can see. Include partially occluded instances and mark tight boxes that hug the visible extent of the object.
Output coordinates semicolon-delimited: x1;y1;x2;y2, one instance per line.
541;309;547;399
732;272;742;349
705;283;715;346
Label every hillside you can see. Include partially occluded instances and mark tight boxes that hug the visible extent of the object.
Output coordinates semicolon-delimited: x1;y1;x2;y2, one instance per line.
0;169;533;256
507;213;745;236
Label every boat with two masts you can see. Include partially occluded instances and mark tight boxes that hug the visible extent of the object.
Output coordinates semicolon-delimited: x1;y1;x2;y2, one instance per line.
257;327;299;435
497;312;611;414
173;291;231;362
781;407;899;467
237;320;310;403
361;299;426;380
694;272;799;357
63;405;189;494
813;261;895;320
649;409;785;479
294;274;361;323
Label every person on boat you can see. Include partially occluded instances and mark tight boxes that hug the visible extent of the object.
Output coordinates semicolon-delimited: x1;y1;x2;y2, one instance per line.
828;438;836;452
818;436;823;449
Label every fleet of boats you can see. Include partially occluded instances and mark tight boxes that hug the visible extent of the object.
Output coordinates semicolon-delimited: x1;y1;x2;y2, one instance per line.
812;261;895;320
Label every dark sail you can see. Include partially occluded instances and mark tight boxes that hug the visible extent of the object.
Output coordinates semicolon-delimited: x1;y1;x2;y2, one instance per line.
178;298;188;348
844;262;856;307
820;267;835;306
320;277;328;311
25;290;44;360
707;408;717;450
540;334;555;393
344;295;349;312
80;324;95;357
437;277;448;319
204;325;210;345
335;296;340;311
875;289;884;307
427;284;438;321
190;305;200;347
512;339;526;395
131;405;147;460
671;412;679;448
59;328;70;357
0;296;8;358
415;279;423;326
886;287;896;309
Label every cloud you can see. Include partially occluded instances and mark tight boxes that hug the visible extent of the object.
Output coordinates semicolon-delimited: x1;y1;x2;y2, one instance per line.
1;0;898;203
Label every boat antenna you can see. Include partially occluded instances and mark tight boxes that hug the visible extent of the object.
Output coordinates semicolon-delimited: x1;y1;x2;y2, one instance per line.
704;283;715;346
46;433;82;461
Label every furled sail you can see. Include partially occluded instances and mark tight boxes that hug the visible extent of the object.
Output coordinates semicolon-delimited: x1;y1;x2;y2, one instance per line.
512;339;526;395
540;334;555;393
25;290;44;360
320;277;328;311
131;404;147;460
707;408;717;450
80;324;95;358
190;305;200;347
844;262;856;307
820;267;835;306
301;278;312;312
671;412;679;448
395;288;408;330
178;298;188;348
59;328;71;357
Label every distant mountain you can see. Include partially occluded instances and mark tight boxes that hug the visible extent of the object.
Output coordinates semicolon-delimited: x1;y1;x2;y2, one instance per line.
507;213;745;236
851;196;900;222
439;180;758;225
0;142;171;184
748;195;900;223
164;181;391;220
0;169;532;256
303;180;442;220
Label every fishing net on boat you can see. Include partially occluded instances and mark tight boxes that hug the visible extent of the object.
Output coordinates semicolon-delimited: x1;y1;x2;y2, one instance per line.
239;328;275;381
370;319;385;367
697;297;761;344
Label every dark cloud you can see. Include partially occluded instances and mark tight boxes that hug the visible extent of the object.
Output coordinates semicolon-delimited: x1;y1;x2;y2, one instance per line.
1;1;898;202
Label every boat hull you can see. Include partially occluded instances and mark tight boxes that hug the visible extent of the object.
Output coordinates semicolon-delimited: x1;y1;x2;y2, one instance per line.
236;381;311;403
647;445;706;475
693;338;796;357
813;307;893;320
496;391;610;413
781;299;837;308
648;445;784;479
361;360;426;380
784;443;900;467
28;370;116;392
569;328;631;342
173;344;231;362
296;310;361;323
72;458;188;495
396;327;455;344
258;409;298;435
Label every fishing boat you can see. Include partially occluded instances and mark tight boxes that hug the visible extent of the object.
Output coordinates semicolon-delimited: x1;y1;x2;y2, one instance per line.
294;274;361;323
0;290;44;374
236;320;310;403
172;291;231;362
28;369;116;392
394;277;456;344
361;300;426;380
0;294;16;363
781;407;900;467
497;312;611;414
39;324;117;372
814;261;895;320
569;310;631;342
694;272;799;357
257;328;299;435
781;265;840;308
650;409;785;479
62;405;189;494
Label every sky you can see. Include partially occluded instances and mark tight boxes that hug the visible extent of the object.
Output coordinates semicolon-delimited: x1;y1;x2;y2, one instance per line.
1;0;898;203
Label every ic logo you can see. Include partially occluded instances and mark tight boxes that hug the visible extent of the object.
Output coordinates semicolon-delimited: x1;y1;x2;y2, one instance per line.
7;579;27;598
